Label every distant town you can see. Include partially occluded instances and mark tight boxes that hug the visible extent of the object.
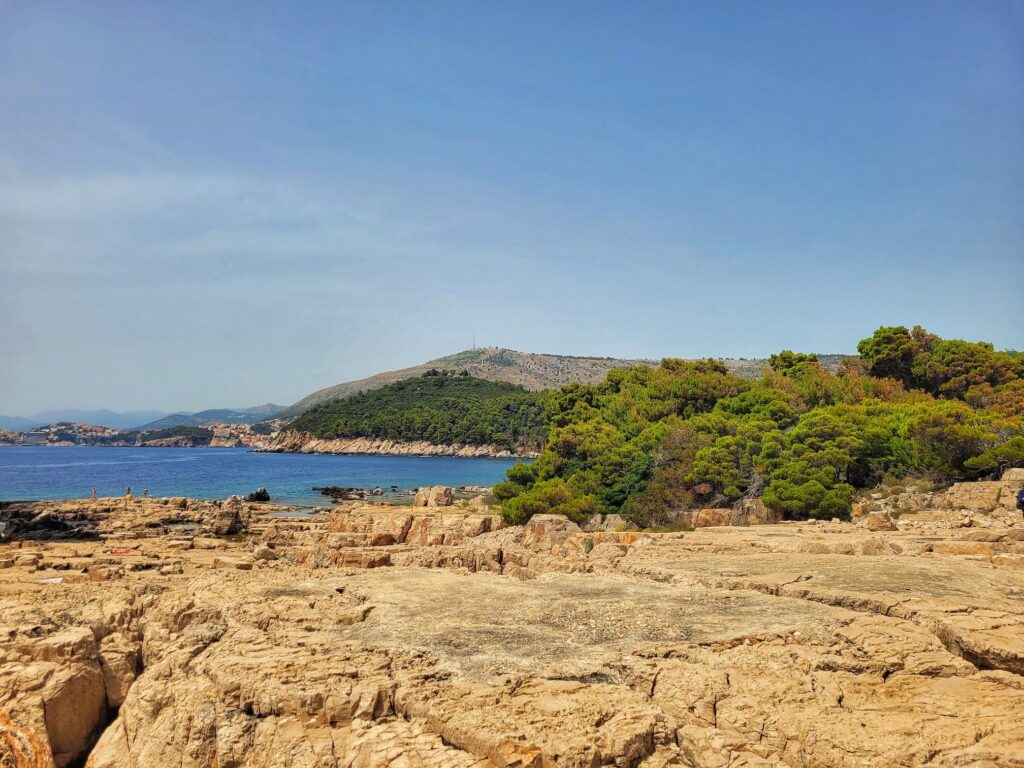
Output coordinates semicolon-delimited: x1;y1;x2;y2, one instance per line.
0;421;284;450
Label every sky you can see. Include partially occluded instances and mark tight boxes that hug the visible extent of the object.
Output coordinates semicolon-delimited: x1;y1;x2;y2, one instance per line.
1;1;1022;414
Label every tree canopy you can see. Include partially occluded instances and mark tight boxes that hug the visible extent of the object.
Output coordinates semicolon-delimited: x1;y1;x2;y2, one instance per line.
496;326;1023;526
287;371;546;451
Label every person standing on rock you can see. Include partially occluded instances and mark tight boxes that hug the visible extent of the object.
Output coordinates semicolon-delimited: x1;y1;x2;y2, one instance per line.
1017;488;1024;517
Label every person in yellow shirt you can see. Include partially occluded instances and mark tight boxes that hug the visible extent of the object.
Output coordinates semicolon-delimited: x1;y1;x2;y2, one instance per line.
125;487;133;501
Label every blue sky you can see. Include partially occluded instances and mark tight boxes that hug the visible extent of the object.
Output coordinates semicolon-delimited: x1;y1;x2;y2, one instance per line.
1;1;1021;413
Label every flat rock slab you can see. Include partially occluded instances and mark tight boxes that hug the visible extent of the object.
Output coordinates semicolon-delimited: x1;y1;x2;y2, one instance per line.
2;497;1024;767
339;568;850;679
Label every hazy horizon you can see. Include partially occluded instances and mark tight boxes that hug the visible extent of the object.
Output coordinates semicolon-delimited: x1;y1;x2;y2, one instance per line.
2;2;1022;414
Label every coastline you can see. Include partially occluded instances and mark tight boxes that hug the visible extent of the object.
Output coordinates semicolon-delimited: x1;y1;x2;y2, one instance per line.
265;430;540;459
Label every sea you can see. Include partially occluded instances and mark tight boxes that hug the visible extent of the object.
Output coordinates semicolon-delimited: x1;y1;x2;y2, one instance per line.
0;446;520;506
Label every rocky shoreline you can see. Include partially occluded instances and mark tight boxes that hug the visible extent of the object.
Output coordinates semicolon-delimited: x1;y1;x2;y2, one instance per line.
266;429;540;458
1;472;1023;766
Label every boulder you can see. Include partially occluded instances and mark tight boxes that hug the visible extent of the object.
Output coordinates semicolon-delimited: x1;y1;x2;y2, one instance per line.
863;512;899;532
412;486;454;508
583;514;628;532
519;514;582;551
733;497;781;525
940;482;1003;512
212;556;253;571
253;544;278;561
203;500;242;536
246;487;270;503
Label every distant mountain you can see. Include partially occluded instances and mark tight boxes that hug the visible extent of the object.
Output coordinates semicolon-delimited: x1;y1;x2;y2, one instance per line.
0;415;44;431
134;404;283;431
238;403;285;418
280;348;850;420
24;409;169;430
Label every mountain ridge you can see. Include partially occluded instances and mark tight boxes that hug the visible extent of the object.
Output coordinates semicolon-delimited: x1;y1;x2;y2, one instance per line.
134;404;284;431
0;410;169;431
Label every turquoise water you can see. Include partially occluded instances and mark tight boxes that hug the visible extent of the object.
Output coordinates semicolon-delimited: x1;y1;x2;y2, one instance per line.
0;446;519;505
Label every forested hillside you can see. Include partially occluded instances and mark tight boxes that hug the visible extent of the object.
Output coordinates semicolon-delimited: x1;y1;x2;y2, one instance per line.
279;348;650;418
495;326;1024;525
287;371;547;451
280;347;846;418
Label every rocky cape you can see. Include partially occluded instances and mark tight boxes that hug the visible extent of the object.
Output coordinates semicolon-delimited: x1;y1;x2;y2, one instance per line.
267;429;539;458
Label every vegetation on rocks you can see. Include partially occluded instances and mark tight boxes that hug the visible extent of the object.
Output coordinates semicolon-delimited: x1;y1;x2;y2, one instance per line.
496;326;1024;526
288;371;547;451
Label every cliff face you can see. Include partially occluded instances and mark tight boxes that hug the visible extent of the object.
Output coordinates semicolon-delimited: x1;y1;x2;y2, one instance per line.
268;430;538;458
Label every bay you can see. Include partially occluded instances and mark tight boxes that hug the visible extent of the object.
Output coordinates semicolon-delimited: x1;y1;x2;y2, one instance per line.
0;446;518;505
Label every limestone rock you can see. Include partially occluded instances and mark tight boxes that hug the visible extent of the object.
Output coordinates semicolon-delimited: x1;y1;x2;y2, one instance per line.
733;496;780;525
212;556;252;570
518;514;582;550
583;513;627;531
671;498;781;528
204;499;243;536
413;486;454;508
940;481;1003;512
3;486;1024;767
862;512;899;531
98;632;140;708
1003;468;1024;483
252;544;278;561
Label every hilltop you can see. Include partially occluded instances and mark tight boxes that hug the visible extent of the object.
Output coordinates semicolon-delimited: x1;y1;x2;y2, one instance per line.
280;348;848;419
279;348;650;418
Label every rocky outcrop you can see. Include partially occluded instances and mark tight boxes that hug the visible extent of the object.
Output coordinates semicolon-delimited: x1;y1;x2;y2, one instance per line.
861;511;899;531
139;435;208;447
267;430;536;458
669;498;781;528
208;436;242;448
855;468;1024;521
0;496;294;541
3;484;1024;767
264;508;507;566
413;485;454;507
0;584;148;767
583;513;627;531
938;480;1005;512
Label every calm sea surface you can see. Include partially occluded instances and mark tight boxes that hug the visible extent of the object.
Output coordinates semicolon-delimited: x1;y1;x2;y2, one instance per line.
0;446;519;506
